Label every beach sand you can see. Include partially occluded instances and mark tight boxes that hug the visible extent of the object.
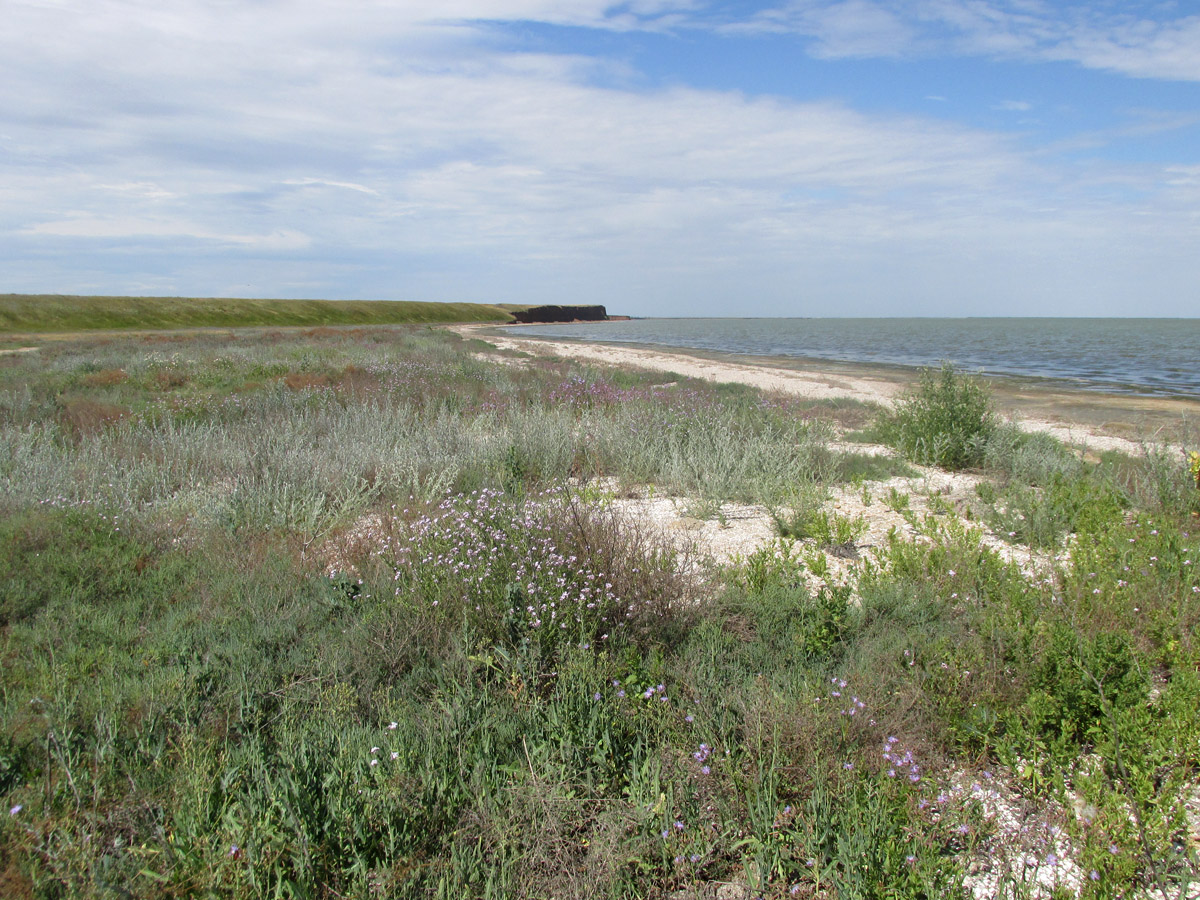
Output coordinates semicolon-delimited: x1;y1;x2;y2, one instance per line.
456;324;1199;458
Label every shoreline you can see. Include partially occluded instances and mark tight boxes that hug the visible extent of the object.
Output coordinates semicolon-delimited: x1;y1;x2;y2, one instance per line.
488;321;1196;398
500;318;1200;400
457;324;1200;456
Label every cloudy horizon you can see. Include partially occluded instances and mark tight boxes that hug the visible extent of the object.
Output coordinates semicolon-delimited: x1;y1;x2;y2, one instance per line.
3;1;1199;317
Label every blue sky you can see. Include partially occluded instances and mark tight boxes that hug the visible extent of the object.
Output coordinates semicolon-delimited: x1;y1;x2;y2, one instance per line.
3;1;1199;316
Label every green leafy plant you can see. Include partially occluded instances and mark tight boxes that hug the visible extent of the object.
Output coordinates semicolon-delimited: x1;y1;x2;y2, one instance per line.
798;583;854;657
802;545;831;578
881;363;996;470
733;539;803;594
807;509;868;554
767;484;828;540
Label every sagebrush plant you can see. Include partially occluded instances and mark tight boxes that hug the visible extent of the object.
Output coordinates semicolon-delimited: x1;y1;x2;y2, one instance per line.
882;362;996;470
983;473;1126;550
982;422;1082;485
1124;439;1200;518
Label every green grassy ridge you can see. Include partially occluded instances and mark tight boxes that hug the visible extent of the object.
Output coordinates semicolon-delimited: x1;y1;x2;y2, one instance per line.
0;294;515;333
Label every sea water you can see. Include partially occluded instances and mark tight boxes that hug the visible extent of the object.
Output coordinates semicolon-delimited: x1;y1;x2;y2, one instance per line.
504;318;1200;397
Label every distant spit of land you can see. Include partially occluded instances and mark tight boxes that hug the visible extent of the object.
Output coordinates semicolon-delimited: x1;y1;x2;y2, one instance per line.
0;294;520;334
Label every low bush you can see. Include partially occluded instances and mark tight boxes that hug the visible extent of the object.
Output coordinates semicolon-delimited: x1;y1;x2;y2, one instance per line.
343;487;702;684
984;473;1126;549
982;423;1081;485
880;363;995;470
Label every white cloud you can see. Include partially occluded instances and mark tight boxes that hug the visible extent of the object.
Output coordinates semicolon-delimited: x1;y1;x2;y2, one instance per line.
95;182;179;201
282;179;379;195
1164;165;1200;187
1049;12;1200;81
739;0;916;58
23;215;311;250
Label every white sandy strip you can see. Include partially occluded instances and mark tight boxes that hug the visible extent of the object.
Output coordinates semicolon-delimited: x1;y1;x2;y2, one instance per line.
457;325;902;405
1015;420;1154;457
456;326;1152;457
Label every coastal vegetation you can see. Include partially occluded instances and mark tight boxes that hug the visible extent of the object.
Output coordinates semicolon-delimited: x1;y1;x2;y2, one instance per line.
1;325;1198;898
879;362;996;471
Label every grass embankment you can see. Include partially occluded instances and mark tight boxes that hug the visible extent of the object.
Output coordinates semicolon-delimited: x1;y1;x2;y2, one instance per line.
0;294;513;334
1;328;1198;898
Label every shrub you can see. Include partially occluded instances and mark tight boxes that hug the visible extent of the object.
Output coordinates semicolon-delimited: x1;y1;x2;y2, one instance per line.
1121;442;1200;519
981;423;1080;485
984;473;1125;550
1026;627;1145;747
881;364;995;470
347;488;700;674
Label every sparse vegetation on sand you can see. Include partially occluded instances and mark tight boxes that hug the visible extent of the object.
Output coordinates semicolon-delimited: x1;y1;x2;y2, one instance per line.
1;326;1198;898
0;294;513;334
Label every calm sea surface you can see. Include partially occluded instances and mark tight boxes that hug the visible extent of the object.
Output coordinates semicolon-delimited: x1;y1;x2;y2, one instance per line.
505;318;1200;397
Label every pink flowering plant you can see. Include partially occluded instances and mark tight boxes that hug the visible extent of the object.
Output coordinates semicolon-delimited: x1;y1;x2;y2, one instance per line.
347;486;699;669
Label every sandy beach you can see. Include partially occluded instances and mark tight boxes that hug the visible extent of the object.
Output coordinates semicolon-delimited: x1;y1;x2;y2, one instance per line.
457;324;905;405
457;324;1199;459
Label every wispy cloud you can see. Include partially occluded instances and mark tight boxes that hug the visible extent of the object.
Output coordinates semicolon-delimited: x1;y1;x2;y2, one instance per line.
23;215;311;250
282;179;379;196
736;1;1200;82
732;1;916;58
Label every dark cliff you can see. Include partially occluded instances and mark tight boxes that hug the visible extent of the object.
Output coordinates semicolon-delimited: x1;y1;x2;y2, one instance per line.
510;305;608;324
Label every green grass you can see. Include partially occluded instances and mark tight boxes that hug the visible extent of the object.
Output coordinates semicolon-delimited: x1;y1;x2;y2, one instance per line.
2;326;1199;898
0;294;515;334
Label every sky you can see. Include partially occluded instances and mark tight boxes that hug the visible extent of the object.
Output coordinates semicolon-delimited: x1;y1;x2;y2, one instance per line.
3;1;1199;317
